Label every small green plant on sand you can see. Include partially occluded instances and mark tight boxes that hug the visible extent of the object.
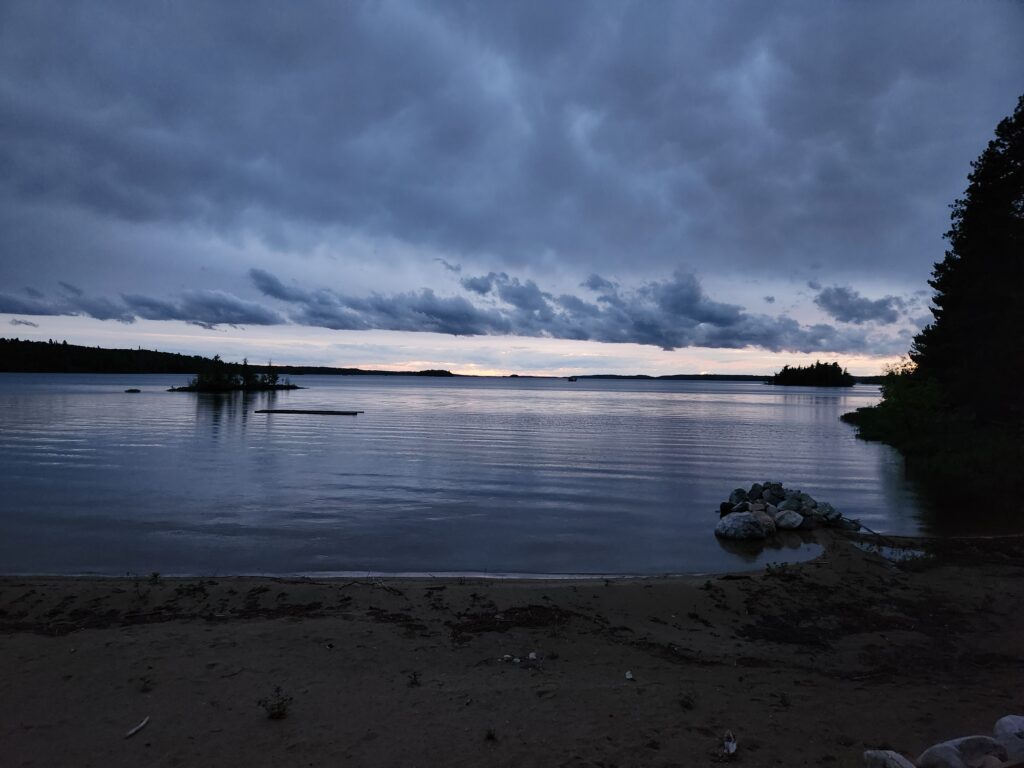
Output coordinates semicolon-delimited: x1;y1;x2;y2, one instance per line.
258;686;293;720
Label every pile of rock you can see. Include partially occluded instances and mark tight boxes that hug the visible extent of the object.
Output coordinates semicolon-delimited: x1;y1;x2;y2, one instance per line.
714;481;861;540
863;713;1024;767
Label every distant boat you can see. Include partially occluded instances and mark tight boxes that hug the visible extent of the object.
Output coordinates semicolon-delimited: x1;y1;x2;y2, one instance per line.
567;376;577;382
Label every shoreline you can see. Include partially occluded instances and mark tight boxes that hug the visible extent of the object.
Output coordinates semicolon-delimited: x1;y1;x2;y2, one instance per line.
4;530;1021;582
2;531;1022;767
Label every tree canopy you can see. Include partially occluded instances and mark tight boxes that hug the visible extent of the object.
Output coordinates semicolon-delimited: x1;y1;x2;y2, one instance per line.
842;94;1023;520
910;94;1024;425
771;361;854;387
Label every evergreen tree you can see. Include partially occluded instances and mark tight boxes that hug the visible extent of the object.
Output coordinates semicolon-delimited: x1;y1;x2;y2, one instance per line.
910;95;1024;425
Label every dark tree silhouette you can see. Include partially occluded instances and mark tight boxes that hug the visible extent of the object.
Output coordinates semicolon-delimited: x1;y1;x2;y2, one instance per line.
910;94;1024;425
771;361;854;387
842;95;1024;524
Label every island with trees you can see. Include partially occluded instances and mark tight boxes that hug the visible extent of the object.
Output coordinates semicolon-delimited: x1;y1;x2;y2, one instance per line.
841;94;1023;511
771;361;855;387
168;356;300;393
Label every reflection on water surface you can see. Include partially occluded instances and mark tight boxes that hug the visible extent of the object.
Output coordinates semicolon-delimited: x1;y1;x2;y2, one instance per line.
0;374;936;575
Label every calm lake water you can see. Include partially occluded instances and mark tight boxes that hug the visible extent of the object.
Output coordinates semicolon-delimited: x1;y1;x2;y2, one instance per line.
0;373;932;576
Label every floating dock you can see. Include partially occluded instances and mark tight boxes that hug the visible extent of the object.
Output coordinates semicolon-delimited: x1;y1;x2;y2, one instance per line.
254;409;363;416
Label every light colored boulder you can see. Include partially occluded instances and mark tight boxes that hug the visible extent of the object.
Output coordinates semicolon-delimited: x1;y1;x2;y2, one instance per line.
863;750;916;768
994;714;1024;739
779;497;802;512
765;503;779;519
917;744;968;768
775;510;804;530
752;509;777;535
994;715;1024;761
918;736;1007;768
715;512;768;540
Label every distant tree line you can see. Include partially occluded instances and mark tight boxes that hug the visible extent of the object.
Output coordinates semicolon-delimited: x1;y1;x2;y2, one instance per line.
0;338;455;377
0;338;213;374
771;361;854;387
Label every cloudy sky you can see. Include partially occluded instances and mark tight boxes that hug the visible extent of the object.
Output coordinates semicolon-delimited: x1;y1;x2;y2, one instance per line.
2;2;1022;375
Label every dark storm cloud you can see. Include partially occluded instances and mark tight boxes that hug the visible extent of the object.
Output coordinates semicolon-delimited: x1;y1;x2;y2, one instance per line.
252;267;887;354
460;273;498;295
0;287;134;323
582;274;618;293
9;318;39;328
1;0;1022;300
814;285;906;324
57;282;84;297
435;258;462;273
123;291;284;329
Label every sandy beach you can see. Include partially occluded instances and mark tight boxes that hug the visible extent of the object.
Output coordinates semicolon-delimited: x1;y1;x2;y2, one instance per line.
2;532;1022;767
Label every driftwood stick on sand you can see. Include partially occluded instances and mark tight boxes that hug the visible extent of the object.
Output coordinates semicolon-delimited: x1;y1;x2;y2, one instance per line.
125;716;150;739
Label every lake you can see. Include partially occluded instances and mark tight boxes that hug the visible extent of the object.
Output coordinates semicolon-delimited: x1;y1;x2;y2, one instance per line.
0;373;930;576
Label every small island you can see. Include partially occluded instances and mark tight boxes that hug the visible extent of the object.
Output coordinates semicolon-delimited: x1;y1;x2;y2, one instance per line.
770;361;854;387
169;356;301;393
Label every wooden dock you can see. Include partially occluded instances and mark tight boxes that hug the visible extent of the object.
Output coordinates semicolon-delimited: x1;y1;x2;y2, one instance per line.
254;409;363;416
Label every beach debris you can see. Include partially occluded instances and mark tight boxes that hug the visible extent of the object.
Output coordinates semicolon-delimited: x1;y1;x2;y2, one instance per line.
257;686;294;720
501;654;512;662
715;482;861;540
528;651;537;661
862;750;915;768
124;715;150;739
917;735;1007;768
624;670;634;681
723;730;737;757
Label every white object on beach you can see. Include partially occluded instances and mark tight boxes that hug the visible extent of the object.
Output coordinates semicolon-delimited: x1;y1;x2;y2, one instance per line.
918;735;1007;768
723;730;737;755
624;671;634;681
863;750;915;768
125;716;150;739
995;715;1024;738
528;652;537;661
994;715;1024;761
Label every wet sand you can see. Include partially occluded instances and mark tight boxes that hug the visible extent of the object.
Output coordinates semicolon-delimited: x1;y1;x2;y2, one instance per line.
1;532;1022;767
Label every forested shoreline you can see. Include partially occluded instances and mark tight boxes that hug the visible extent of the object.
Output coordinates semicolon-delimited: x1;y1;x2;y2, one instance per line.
841;94;1023;508
0;338;455;377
